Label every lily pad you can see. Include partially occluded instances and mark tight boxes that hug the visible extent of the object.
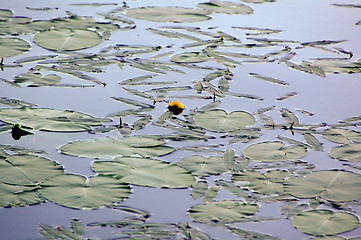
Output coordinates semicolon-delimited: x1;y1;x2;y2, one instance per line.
15;72;62;87
92;157;195;188
34;29;102;51
170;52;210;63
312;59;361;74
189;200;258;223
284;170;361;202
292;209;359;236
39;174;130;209
125;6;211;23
0;37;31;57
0;154;63;186
322;128;361;144
0;182;43;208
243;141;307;162
59;136;174;159
0;9;13;21
329;143;361;161
198;1;254;15
194;109;255;133
176;155;228;177
0;107;106;132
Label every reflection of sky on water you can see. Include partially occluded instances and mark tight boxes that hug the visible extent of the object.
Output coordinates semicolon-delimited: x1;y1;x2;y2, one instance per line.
1;0;361;239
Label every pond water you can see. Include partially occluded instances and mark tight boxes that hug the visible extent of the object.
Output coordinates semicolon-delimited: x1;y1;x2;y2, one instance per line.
1;0;361;239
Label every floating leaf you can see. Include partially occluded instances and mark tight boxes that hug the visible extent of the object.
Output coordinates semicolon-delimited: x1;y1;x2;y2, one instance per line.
276;92;297;101
194;109;255;133
191;180;208;199
0;97;36;107
198;1;253;14
15;72;62;87
284;169;361;202
0;37;30;57
170;52;210;63
292;209;359;236
0;182;43;208
243;141;307;162
280;108;299;124
228;226;280;240
176;155;228;177
303;133;323;151
216;180;249;199
59;136;174;159
189;200;258;223
203;184;220;203
71;218;84;236
92;157;195;188
0;107;105;132
111;96;154;108
249;73;289;85
0;154;64;186
0;9;13;21
125;6;211;23
322;128;361;144
39;174;131;209
34;29;102;51
329;143;361;162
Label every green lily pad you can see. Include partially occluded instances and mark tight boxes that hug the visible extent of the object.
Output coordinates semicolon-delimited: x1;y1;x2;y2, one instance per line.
15;72;62;87
176;155;228;177
329;143;361;161
312;59;361;74
0;182;43;208
194;109;255;133
170;52;210;63
39;174;131;209
322;128;361;144
292;209;359;236
34;29;102;51
198;1;253;15
189;200;259;223
0;107;106;132
233;170;289;195
92;157;195;188
0;154;63;186
125;6;211;23
243;141;307;162
284;170;361;202
59;136;174;159
0;9;13;21
0;37;30;57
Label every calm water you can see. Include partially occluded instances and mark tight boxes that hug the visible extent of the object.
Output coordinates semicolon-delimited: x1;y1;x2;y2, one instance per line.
1;0;361;239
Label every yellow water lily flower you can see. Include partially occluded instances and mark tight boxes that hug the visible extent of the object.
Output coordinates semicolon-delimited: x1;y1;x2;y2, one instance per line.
168;101;184;115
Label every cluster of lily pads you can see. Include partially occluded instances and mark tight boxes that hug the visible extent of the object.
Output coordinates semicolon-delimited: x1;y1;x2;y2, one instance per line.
1;1;361;239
